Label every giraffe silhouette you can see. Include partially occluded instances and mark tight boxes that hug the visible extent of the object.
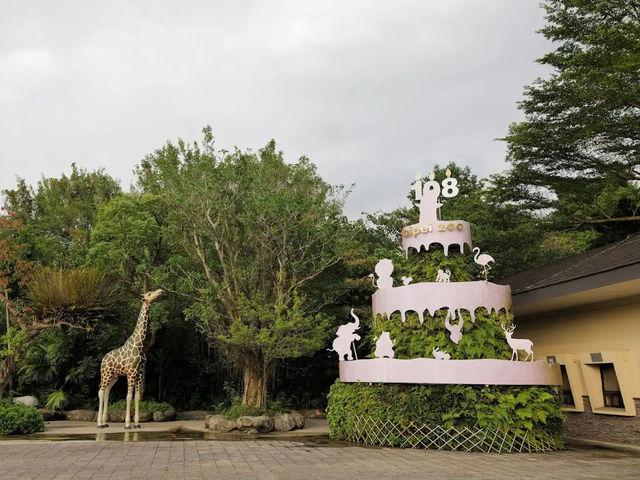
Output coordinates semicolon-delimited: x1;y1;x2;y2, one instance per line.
97;289;163;429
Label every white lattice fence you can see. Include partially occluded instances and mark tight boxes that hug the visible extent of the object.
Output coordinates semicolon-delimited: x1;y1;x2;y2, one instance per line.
348;415;557;453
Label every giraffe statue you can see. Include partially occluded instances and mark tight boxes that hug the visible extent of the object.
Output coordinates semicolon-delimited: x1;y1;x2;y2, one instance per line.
97;288;163;429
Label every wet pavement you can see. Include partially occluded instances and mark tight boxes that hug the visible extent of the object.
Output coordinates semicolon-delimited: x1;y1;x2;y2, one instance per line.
1;435;639;479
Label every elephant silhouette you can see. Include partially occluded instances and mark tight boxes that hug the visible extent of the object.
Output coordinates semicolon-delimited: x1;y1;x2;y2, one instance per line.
328;309;361;361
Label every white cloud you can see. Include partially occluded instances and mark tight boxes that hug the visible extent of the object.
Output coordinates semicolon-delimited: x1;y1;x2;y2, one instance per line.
0;0;550;216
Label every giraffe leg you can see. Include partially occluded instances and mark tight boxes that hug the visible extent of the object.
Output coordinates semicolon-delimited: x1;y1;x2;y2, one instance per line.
124;375;135;429
133;375;144;428
102;377;117;425
97;386;105;428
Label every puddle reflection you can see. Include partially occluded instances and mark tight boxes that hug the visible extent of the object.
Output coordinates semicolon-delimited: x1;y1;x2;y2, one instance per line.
6;429;337;445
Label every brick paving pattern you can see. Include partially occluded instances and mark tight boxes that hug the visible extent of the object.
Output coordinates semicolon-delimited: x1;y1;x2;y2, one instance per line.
1;439;638;480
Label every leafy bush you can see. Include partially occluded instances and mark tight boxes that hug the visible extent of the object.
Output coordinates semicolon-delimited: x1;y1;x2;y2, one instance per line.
0;400;45;436
213;396;291;420
107;400;172;414
327;245;565;450
327;381;564;449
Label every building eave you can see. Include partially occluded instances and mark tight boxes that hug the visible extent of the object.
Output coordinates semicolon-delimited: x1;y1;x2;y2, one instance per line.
511;263;640;317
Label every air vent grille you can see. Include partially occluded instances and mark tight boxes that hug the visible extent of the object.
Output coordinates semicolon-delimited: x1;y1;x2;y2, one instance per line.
590;352;603;362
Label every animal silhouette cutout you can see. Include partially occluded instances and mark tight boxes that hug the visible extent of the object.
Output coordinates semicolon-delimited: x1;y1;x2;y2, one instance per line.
435;269;451;282
97;289;163;429
432;347;450;360
401;276;413;286
444;309;463;344
329;309;361;361
374;259;394;289
472;247;495;280
501;324;534;361
374;331;395;358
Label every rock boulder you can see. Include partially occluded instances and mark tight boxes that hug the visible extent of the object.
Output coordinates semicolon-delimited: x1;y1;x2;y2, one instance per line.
14;396;39;407
209;417;237;432
176;410;214;421
291;411;305;429
64;410;96;422
37;409;63;421
236;415;274;433
109;408;152;423
153;406;176;422
273;413;295;431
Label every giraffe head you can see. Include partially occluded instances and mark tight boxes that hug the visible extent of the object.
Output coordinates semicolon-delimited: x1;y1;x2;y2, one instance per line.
142;289;163;304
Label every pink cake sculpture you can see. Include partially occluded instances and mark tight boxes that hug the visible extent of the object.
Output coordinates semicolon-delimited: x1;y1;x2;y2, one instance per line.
333;169;560;387
402;171;472;255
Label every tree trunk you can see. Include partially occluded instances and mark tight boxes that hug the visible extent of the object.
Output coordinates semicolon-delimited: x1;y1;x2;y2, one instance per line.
242;365;268;409
0;354;15;398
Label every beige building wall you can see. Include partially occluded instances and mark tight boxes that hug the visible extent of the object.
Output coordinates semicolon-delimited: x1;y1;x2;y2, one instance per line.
516;297;640;418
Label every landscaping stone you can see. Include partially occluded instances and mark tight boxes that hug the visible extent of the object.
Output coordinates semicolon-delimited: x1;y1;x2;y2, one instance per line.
109;408;152;423
37;409;63;421
204;414;225;428
139;411;152;422
209;417;237;432
152;406;176;422
13;396;39;407
236;415;274;433
153;406;176;422
109;408;127;423
64;410;96;421
273;413;295;431
176;410;214;420
292;411;305;429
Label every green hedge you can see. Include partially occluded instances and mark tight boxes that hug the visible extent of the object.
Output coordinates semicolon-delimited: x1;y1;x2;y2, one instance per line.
327;381;564;449
107;400;173;414
0;400;45;436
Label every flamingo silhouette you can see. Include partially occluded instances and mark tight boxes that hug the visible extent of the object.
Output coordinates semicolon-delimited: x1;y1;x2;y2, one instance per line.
473;247;495;279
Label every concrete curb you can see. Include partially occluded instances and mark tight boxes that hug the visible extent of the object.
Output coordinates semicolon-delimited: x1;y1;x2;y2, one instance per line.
566;436;640;453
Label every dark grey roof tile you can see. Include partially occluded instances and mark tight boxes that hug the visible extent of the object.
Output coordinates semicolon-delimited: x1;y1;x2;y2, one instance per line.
498;234;640;294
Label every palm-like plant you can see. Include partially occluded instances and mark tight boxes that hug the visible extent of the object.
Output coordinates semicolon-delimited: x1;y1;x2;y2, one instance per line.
44;389;67;411
27;267;118;320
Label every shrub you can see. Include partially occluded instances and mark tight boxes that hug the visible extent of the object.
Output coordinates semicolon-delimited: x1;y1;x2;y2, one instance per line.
0;400;45;436
327;381;564;449
107;400;172;414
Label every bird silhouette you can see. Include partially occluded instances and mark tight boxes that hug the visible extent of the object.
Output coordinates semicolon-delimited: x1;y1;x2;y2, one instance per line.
473;247;495;279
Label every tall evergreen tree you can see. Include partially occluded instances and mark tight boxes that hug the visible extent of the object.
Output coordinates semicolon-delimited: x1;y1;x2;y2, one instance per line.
501;0;640;245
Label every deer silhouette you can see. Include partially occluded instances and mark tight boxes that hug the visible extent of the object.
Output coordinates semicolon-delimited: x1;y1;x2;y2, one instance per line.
444;309;463;344
501;324;533;361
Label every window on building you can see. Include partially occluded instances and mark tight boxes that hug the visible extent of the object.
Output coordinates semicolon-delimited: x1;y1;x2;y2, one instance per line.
560;365;574;407
600;363;624;408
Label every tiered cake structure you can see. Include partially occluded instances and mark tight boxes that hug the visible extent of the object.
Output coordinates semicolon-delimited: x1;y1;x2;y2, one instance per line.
334;170;560;387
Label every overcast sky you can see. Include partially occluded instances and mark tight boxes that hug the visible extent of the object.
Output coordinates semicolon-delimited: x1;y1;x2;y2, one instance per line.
1;0;551;217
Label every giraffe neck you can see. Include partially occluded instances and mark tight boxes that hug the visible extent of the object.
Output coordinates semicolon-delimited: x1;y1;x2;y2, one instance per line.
128;302;150;348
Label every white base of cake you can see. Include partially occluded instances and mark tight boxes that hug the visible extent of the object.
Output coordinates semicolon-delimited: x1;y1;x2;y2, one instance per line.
339;358;560;386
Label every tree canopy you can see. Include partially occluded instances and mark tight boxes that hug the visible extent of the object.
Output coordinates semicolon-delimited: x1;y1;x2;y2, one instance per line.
501;0;640;245
136;128;350;407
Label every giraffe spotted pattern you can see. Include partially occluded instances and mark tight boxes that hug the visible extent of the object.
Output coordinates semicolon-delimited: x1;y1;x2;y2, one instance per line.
97;289;163;429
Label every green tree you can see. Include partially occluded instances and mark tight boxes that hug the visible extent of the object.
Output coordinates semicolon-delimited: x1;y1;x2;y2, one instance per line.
88;194;163;291
136;128;348;408
3;164;121;266
501;0;640;246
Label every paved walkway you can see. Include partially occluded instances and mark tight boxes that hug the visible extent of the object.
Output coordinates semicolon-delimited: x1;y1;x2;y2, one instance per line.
29;419;329;438
1;438;639;480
